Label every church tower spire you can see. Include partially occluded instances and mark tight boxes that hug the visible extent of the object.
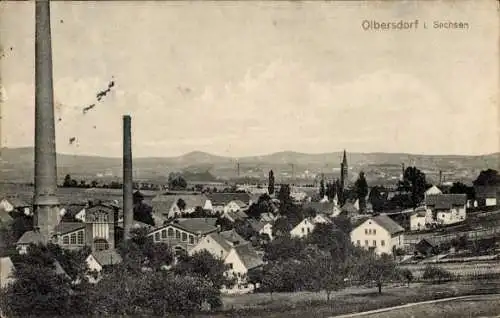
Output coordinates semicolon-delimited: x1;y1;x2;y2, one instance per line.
340;149;348;204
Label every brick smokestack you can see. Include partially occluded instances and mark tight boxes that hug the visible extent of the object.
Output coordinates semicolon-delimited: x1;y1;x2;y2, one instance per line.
123;115;133;240
33;0;60;241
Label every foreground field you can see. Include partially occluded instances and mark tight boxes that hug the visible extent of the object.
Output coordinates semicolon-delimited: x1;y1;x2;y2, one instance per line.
200;279;500;317
359;295;500;318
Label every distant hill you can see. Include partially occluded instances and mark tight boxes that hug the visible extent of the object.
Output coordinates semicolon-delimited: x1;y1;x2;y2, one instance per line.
1;147;498;185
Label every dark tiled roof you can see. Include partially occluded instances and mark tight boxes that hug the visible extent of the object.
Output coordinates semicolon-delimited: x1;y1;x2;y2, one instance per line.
16;230;45;245
303;202;336;214
3;197;30;208
226;211;248;221
220;229;246;245
62;204;86;218
92;249;122;266
233;244;263;270
169;218;218;235
248;219;265;232
207;193;251;206
54;222;85;235
425;194;467;209
152;194;207;212
206;233;232;254
372;215;404;235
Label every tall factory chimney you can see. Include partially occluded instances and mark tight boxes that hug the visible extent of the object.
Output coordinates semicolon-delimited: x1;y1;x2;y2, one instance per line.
123;115;133;240
33;0;60;241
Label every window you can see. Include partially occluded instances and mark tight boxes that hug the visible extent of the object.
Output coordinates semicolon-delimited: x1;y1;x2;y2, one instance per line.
365;240;368;246
176;230;180;239
381;240;385;246
301;228;305;233
189;236;194;244
307;228;311;234
77;231;84;245
182;233;188;242
373;229;376;235
228;263;233;269
155;232;160;242
94;238;109;251
368;229;372;235
168;228;174;237
63;235;69;245
365;229;368;235
373;240;377;246
357;240;361;246
161;229;167;239
70;233;77;245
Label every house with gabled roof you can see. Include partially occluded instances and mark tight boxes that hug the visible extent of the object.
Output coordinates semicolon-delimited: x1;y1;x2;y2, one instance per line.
0;196;31;216
86;249;122;276
151;194;208;219
224;243;264;287
410;206;433;231
425;194;467;225
205;193;251;214
350;214;405;255
303;202;341;218
16;230;46;254
189;229;248;260
147;218;219;255
248;219;273;241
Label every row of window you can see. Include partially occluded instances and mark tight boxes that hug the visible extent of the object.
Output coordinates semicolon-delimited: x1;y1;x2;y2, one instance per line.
356;239;385;247
364;228;377;235
153;228;196;244
62;230;85;245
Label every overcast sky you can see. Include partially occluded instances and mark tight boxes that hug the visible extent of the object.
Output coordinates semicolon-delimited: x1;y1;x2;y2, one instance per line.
0;1;498;158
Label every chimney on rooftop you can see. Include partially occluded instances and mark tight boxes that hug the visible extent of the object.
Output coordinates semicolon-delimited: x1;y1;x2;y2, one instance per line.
123;115;133;240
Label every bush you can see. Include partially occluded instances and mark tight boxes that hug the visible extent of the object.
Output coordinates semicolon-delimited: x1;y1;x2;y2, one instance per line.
422;265;453;284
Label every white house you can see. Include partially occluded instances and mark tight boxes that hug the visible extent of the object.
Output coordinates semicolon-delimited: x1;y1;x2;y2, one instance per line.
224;243;264;288
86;249;122;273
248;219;274;240
0;257;15;288
0;197;30;216
290;217;316;238
350;215;405;255
425;194;467;225
313;214;332;224
425;185;443;197
189;230;247;260
410;206;434;231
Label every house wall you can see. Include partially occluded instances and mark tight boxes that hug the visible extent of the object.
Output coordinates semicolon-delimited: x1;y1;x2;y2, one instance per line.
290;219;315;238
86;255;103;273
260;224;273;240
224;250;248;285
436;205;466;225
350;219;393;255
189;236;228;259
485;198;497;206
224;201;242;213
149;225;205;252
0;200;13;212
410;215;427;231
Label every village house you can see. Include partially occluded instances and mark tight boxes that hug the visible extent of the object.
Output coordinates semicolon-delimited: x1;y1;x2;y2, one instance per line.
425;185;443;197
350;214;405;255
474;184;500;207
59;204;86;223
302;201;341;218
224;243;264;289
86;249;123;281
151;194;208;219
147;218;219;255
409;206;434;231
222;209;249;223
0;197;31;216
260;212;277;223
205;193;251;214
248;219;274;241
0;257;15;289
290;214;332;238
189;229;248;260
425;194;467;225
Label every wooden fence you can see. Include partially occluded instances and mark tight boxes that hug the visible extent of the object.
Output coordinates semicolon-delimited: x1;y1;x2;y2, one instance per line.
404;227;500;245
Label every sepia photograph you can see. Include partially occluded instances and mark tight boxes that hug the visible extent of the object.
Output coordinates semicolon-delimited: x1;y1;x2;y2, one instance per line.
0;0;499;316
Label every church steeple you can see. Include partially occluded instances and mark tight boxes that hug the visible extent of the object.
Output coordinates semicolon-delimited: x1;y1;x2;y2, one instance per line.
340;149;348;204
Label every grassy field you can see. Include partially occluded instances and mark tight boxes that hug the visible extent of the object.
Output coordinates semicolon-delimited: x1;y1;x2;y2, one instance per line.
363;296;500;318
199;279;500;317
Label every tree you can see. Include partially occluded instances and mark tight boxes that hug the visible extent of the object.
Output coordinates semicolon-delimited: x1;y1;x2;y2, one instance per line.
473;169;500;186
400;167;428;208
450;182;475;200
176;198;186;211
315;253;346;301
368;186;388;213
268;170;275;195
63;174;73;187
277;184;292;206
398;268;414;287
422;265;453;284
263;236;305;262
173;250;235;290
354;172;369;212
168;174;188;190
319;177;325;198
357;253;397;294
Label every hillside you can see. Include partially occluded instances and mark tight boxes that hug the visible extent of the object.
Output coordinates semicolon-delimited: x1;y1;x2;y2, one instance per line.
1;147;498;184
